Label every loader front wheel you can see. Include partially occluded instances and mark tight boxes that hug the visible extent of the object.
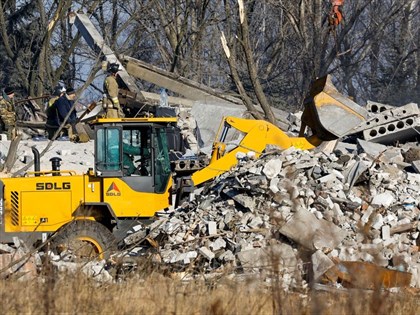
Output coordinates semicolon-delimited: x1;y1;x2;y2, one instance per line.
52;220;116;260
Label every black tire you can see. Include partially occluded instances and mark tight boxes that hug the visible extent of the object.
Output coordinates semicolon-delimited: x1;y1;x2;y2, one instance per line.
51;220;117;260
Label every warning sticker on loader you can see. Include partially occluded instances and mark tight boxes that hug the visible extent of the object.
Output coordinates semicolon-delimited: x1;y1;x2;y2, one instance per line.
22;215;38;226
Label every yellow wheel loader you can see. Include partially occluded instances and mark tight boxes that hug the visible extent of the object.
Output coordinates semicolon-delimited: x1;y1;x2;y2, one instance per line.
0;117;176;258
0;76;367;259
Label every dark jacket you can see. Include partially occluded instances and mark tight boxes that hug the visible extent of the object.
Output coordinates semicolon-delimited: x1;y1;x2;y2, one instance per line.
46;95;77;127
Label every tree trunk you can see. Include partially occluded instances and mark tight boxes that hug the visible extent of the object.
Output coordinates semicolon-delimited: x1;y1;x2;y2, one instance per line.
238;0;276;124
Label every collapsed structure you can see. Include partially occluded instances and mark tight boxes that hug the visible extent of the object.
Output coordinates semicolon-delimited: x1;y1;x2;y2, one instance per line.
1;11;419;293
2;115;419;290
125;139;419;289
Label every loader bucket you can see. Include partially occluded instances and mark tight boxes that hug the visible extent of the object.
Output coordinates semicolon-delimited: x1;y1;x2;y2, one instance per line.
301;75;368;141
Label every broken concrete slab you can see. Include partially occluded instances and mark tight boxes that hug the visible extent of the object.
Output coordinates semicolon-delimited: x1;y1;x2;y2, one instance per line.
210;238;226;251
207;221;217;235
278;208;346;252
222;189;256;211
357;139;387;159
199;247;215;260
363;116;420;145
0;243;15;254
382;225;391;240
354;102;419;135
312;250;335;282
262;158;283;179
334;142;358;155
371;192;395;208
366;101;396;113
342;160;369;189
237;243;297;272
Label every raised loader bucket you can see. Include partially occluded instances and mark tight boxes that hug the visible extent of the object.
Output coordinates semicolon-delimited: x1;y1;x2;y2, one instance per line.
301;75;368;141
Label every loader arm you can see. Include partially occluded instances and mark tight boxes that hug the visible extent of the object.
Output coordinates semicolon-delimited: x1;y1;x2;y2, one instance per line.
191;117;320;186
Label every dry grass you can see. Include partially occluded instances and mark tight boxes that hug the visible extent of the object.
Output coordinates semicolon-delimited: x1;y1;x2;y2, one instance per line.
1;270;419;315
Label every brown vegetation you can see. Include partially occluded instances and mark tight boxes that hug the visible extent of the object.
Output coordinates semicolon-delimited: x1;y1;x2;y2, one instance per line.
1;271;419;314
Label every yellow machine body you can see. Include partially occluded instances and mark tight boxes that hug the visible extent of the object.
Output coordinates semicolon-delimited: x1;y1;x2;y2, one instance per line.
1;173;171;234
0;117;174;243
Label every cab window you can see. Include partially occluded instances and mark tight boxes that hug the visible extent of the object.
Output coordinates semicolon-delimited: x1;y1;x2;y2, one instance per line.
154;128;171;193
122;128;152;177
95;127;122;175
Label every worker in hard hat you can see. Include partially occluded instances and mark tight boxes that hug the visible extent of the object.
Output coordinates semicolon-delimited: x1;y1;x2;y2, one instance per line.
103;62;124;118
0;86;17;139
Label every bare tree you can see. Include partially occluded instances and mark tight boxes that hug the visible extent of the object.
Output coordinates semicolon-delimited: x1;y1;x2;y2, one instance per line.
0;0;418;112
220;0;276;122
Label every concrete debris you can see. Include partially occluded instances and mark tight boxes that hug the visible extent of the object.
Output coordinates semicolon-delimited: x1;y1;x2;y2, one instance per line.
237;243;298;273
278;208;346;252
262;158;282;179
1;140;95;175
312;250;335;282
198;247;215;260
126;139;420;290
356;139;387;159
351;102;420;145
371;192;395;208
291;101;419;146
51;259;112;283
1;100;420;291
0;238;39;280
177;109;200;154
0;239;112;283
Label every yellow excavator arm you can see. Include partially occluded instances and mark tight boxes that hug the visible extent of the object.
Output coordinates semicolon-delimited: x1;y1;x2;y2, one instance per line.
191;75;368;187
191;116;320;186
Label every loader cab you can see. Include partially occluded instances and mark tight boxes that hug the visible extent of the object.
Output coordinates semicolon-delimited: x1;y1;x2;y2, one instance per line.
93;118;174;194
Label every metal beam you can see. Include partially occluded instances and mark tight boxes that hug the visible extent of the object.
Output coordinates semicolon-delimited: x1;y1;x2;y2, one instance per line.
68;12;144;100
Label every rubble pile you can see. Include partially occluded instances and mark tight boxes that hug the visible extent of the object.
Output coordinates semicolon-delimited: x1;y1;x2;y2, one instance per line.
128;140;420;288
0;237;113;282
0;238;39;280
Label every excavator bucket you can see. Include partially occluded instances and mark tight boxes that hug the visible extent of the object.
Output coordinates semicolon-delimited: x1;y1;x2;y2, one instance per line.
301;75;368;141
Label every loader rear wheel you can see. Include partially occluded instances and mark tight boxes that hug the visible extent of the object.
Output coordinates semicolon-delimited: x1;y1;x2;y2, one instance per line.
52;220;116;260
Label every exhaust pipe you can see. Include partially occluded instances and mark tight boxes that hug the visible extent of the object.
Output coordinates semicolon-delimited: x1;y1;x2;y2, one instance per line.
31;146;40;176
49;157;62;176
